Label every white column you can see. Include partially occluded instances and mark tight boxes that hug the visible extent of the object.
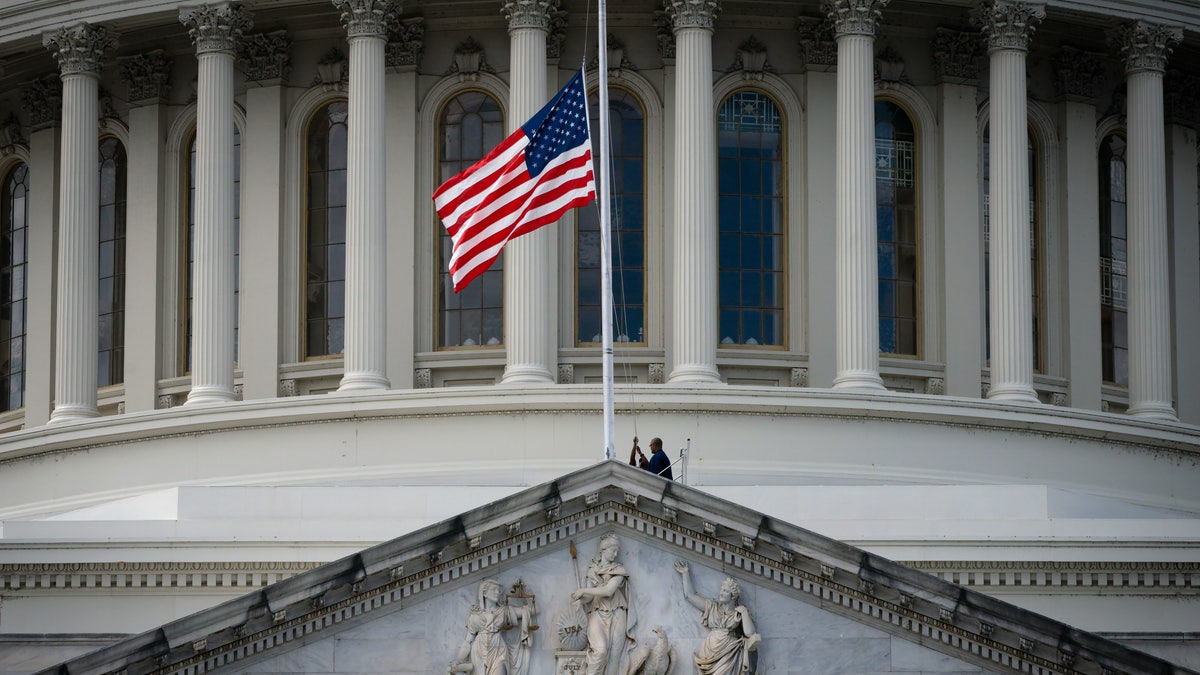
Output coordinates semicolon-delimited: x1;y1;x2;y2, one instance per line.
665;0;720;384
336;0;394;392
43;23;117;423
827;0;887;391
1116;21;1182;421
500;0;556;384
180;4;252;405
974;0;1043;403
1168;123;1199;425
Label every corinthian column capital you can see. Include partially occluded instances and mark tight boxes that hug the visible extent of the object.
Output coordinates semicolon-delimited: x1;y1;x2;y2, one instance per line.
179;3;253;55
1111;21;1183;75
502;0;560;32
42;23;118;77
663;0;720;32
971;1;1044;53
822;0;888;38
334;0;398;38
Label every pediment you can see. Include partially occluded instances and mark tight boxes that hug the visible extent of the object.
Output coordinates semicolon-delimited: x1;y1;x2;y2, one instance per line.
43;462;1185;675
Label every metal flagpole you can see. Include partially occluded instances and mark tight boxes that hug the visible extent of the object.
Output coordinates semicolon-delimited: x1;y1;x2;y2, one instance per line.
596;0;615;461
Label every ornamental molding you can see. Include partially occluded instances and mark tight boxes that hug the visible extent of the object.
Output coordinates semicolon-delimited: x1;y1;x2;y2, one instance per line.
385;16;424;69
875;43;905;83
42;23;118;77
414;368;432;389
1052;46;1105;102
822;0;888;38
790;367;809;388
589;32;638;75
179;3;253;56
314;47;348;91
796;16;837;67
654;11;676;59
0;113;26;151
556;364;573;384
501;0;560;33
729;35;772;80
238;30;291;84
545;9;569;59
0;561;318;592
333;0;398;39
648;363;665;384
22;75;61;129
662;0;720;32
925;377;945;395
970;1;1045;53
1165;70;1200;128
120;50;171;103
931;27;983;83
1110;20;1183;75
447;37;495;82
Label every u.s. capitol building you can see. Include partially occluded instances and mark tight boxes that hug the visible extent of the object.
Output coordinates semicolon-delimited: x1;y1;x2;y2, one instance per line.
0;0;1197;672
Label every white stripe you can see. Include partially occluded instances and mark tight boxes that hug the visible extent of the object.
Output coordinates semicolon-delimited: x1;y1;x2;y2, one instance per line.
432;135;527;210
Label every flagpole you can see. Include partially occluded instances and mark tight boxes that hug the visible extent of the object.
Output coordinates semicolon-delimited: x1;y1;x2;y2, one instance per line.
596;0;615;461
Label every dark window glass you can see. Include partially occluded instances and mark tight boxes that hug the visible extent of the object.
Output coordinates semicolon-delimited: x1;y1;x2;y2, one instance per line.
1099;133;1128;385
98;137;126;387
0;163;28;411
437;91;504;348
305;100;349;358
875;101;918;356
578;87;645;344
716;90;784;347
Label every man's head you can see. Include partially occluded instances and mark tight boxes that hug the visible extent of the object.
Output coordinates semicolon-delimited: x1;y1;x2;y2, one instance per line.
650;438;662;452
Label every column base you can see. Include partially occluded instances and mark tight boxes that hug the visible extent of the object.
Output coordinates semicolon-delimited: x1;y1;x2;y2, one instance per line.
48;404;100;424
832;370;886;391
185;386;237;405
1126;400;1178;421
986;382;1039;403
501;364;555;385
338;372;391;392
667;363;721;384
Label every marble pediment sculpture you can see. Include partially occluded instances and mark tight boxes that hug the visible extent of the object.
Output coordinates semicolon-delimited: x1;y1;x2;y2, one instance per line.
38;462;1186;675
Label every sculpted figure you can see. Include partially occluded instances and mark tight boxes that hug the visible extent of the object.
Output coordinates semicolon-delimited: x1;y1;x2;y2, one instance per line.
571;533;638;675
450;578;534;675
674;562;760;675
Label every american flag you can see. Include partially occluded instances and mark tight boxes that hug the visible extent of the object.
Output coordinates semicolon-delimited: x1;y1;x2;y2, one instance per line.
434;70;597;293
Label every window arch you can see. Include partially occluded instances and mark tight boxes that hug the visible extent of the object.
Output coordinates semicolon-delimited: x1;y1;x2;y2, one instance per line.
717;89;785;347
182;128;242;372
578;86;645;345
1099;132;1128;386
436;90;505;349
982;124;1043;372
0;162;28;411
304;99;348;358
875;99;919;356
98;136;126;387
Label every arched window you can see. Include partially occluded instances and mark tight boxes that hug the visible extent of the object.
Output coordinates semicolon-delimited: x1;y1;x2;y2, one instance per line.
437;91;504;348
0;163;28;411
183;129;241;372
875;100;919;356
98;137;126;388
717;89;784;347
1099;132;1128;385
578;86;645;345
304;100;348;358
982;125;1042;371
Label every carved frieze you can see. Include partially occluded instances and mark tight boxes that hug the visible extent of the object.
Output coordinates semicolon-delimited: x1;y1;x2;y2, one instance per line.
545;10;568;59
334;0;397;38
730;35;772;80
386;17;424;69
822;0;888;38
1110;20;1183;75
970;1;1044;53
662;0;720;32
797;16;837;68
654;12;676;59
120;50;171;103
448;38;495;82
1052;46;1104;102
501;0;561;33
179;3;253;55
930;27;983;83
42;23;118;77
23;76;62;129
239;30;291;84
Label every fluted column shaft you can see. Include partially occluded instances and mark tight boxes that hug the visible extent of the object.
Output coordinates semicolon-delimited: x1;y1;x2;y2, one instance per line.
501;0;554;384
44;24;116;422
337;0;394;391
831;12;884;390
1117;21;1182;420
975;1;1042;403
181;4;251;405
666;0;720;383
